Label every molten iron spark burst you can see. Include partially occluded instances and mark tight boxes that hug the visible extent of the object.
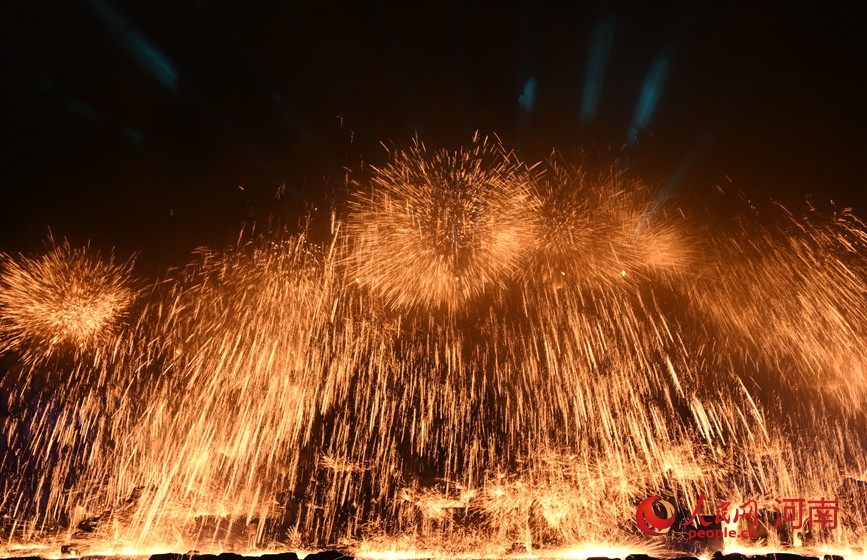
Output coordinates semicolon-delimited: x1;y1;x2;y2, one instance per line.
346;134;537;312
0;238;136;362
528;156;692;288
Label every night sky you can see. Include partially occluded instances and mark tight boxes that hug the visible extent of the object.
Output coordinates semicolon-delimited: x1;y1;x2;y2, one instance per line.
3;2;866;270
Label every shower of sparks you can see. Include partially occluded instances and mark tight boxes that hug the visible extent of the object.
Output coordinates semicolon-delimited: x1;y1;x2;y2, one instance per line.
1;141;866;559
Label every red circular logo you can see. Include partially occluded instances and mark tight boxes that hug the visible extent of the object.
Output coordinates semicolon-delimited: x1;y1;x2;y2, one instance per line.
636;495;676;536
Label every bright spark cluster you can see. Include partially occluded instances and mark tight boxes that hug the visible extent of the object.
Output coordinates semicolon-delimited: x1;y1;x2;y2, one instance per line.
346;134;536;312
0;238;136;363
528;156;693;289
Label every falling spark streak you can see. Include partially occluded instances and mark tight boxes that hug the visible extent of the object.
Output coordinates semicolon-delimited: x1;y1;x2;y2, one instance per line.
0;141;866;558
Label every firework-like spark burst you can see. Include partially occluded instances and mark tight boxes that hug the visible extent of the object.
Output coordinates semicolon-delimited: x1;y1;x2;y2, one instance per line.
346;134;537;312
528;157;692;289
0;237;136;364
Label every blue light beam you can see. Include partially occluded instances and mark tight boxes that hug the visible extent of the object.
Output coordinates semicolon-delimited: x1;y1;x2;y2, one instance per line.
580;15;616;123
518;77;538;114
92;0;178;91
627;55;669;143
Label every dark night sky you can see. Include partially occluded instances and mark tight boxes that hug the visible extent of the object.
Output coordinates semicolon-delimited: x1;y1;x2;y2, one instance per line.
2;1;866;269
